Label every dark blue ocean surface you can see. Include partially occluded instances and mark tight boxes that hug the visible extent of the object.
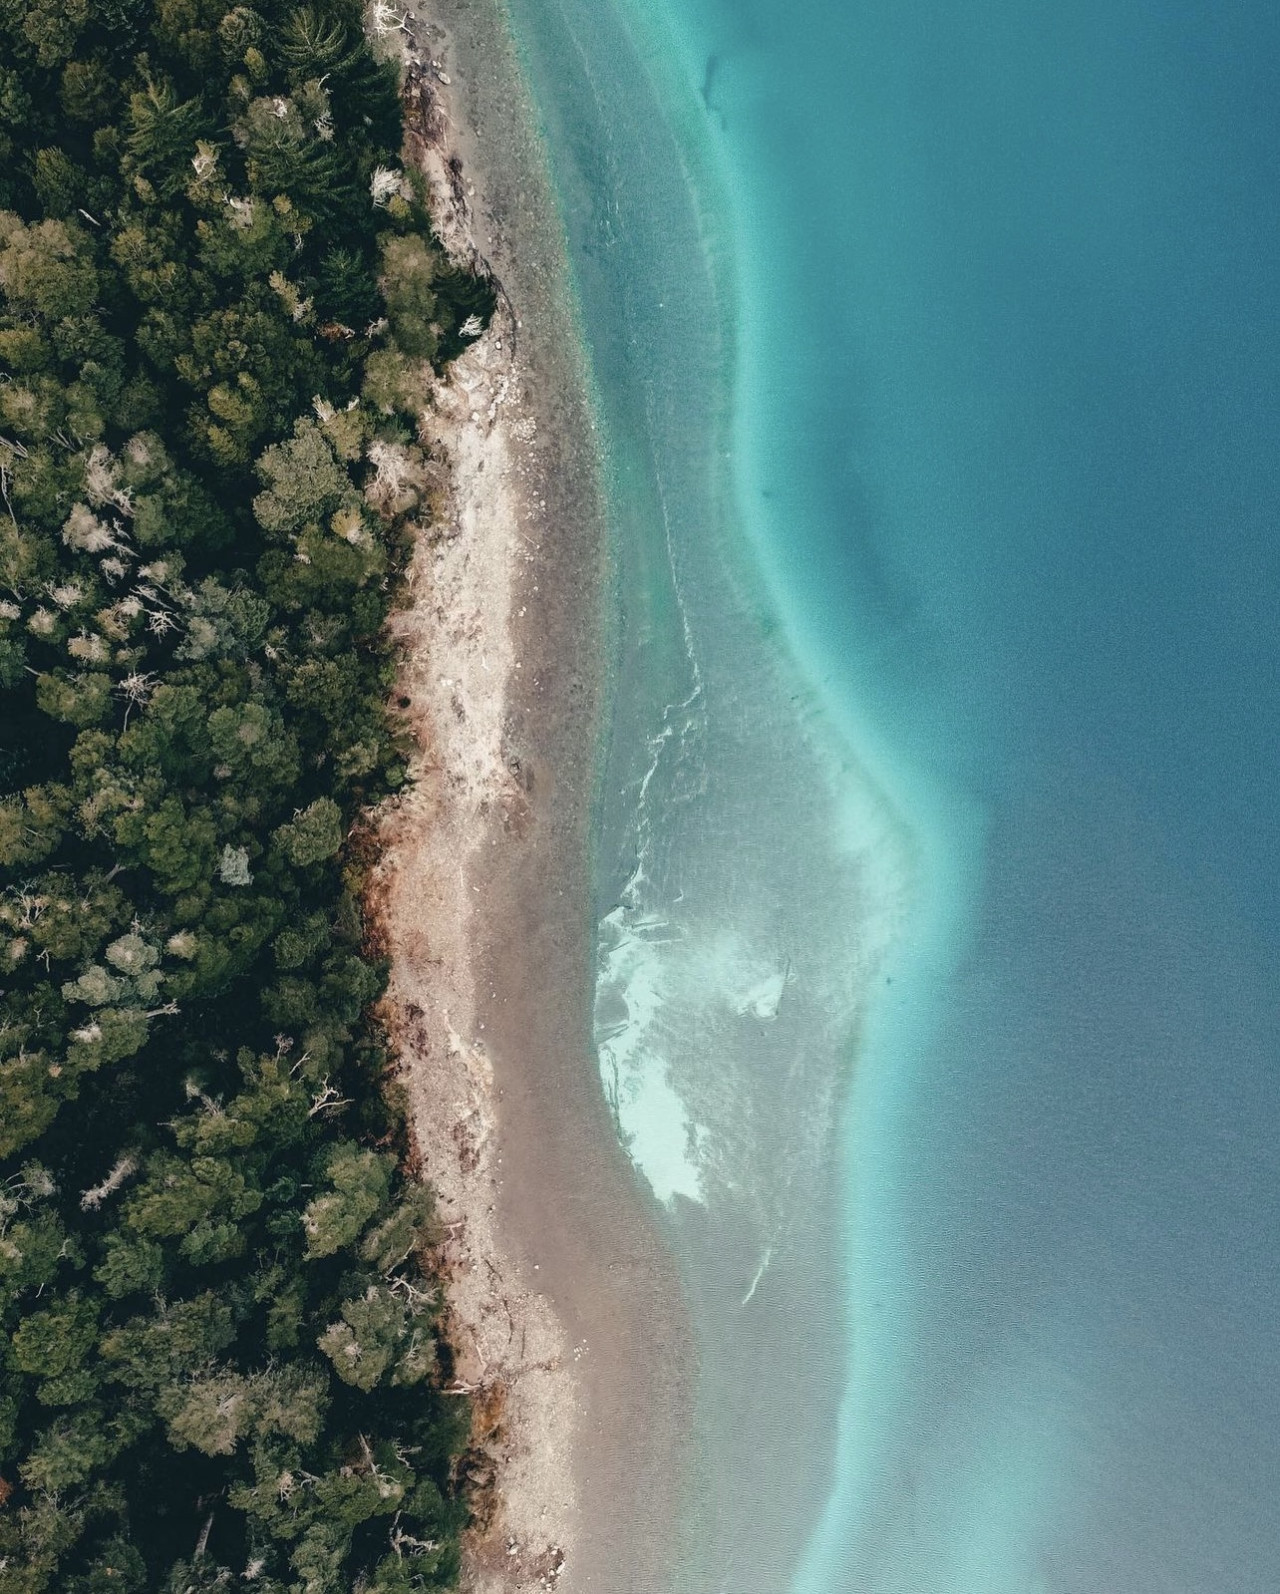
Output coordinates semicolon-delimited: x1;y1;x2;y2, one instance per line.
670;0;1280;1588
505;0;1280;1585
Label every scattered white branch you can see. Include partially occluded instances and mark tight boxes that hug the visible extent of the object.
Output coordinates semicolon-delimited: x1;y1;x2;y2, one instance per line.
307;1079;353;1118
370;165;407;207
371;2;413;37
80;1154;139;1211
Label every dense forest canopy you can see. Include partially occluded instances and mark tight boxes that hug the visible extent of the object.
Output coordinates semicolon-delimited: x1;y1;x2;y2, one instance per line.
0;2;493;1588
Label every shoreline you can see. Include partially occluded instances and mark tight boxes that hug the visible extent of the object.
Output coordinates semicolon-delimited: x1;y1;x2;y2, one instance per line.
371;6;692;1591
439;6;924;1591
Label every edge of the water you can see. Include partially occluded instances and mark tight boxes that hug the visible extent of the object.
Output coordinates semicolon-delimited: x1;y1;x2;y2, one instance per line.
505;4;988;1590
401;4;697;1590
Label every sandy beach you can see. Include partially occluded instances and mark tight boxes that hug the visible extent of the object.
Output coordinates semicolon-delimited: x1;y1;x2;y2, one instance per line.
368;5;691;1591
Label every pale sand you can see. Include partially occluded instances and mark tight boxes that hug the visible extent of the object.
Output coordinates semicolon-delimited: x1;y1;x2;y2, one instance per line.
369;7;690;1593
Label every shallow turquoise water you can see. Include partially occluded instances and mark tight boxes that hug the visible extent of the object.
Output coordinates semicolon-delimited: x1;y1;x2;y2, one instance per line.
504;0;1280;1589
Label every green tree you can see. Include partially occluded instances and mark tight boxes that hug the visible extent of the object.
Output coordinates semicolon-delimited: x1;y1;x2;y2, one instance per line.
3;0;92;70
0;787;70;869
65;1537;148;1594
60;58;118;124
301;1144;391;1258
101;1292;236;1397
20;1408;118;1493
161;1369;255;1456
124;80;208;199
275;796;343;868
253;420;352;537
0;215;98;322
318;1283;433;1392
123;1152;262;1256
318;247;379;327
379;235;441;360
35;671;112;728
93;1230;164;1300
208;701;300;791
32;149;83;220
8;1294;100;1407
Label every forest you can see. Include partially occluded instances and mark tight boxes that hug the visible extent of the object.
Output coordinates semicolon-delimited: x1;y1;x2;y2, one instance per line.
0;1;492;1588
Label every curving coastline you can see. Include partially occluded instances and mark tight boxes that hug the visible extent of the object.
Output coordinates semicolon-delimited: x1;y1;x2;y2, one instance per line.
372;5;691;1591
468;4;923;1590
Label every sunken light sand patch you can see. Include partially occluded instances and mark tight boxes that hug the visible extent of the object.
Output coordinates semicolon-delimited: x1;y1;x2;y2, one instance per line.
370;6;691;1593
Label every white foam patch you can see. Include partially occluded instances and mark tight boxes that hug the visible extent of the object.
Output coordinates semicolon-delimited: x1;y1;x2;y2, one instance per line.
590;631;918;1224
735;965;789;1021
617;1056;703;1205
595;899;704;1204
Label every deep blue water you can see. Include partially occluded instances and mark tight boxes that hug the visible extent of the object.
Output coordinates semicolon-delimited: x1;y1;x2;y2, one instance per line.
697;1;1280;1587
505;0;1280;1586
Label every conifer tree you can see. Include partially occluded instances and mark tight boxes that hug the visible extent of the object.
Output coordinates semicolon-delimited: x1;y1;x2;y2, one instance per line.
0;0;495;1584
